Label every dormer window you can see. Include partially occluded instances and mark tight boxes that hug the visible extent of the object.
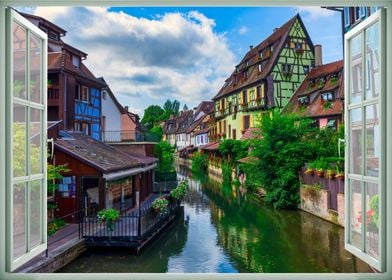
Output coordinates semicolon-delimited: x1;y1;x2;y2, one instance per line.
321;92;334;102
72;55;80;68
48;30;58;40
298;96;309;105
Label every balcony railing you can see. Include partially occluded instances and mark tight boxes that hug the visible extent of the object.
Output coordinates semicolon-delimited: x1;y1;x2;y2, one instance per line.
48;87;60;100
103;130;160;143
214;108;229;119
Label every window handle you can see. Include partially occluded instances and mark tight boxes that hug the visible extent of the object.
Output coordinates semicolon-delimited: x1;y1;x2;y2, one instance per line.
47;138;54;160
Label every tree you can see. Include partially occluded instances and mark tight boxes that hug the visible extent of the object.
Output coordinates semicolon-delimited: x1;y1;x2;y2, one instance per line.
163;99;180;119
153;140;175;173
149;125;163;142
141;105;165;130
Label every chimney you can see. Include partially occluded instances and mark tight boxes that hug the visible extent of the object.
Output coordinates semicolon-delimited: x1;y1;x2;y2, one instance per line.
314;44;323;67
249;45;253;50
124;106;129;112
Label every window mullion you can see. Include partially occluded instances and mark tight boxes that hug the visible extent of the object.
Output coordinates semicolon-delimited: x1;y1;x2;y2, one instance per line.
25;29;31;254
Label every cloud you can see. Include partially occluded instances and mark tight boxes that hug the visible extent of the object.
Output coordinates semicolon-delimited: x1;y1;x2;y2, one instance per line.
296;7;335;21
238;26;248;35
29;7;236;114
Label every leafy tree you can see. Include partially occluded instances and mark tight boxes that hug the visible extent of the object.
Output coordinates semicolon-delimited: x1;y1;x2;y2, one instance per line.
153;140;175;173
149;125;163;141
191;152;208;173
141;105;165;130
245;112;318;209
47;163;70;196
163;99;180;119
219;139;249;166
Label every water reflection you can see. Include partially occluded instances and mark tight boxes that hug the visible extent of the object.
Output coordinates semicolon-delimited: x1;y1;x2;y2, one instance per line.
59;165;372;273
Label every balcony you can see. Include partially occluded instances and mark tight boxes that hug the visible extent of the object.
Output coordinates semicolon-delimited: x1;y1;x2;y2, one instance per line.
48;87;60;106
214;108;229;120
103;130;159;143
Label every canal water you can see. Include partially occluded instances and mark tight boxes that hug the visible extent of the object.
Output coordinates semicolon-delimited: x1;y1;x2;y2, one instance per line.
58;166;372;273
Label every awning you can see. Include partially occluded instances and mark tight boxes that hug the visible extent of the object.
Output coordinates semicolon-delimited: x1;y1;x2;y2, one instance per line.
103;163;157;181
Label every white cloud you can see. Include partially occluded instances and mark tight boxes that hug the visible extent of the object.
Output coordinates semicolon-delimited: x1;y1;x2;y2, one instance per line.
238;26;248;35
296;7;335;21
29;7;236;114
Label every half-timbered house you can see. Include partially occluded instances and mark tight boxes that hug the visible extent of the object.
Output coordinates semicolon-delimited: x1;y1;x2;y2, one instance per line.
212;14;315;140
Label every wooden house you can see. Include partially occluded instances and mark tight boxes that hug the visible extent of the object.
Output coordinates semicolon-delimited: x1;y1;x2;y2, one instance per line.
282;60;344;129
212;14;315;140
22;12;106;141
53;131;157;223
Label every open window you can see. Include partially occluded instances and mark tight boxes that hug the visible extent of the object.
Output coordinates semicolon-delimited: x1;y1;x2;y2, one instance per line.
344;9;385;271
5;8;48;271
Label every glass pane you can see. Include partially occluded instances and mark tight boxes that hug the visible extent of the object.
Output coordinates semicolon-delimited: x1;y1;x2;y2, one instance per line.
30;33;42;103
350;33;362;104
13;182;26;259
13;103;27;177
365;182;379;260
350;179;362;249
349;108;362;174
365;104;380;177
30;180;42;248
13;22;27;99
365;21;380;100
30;108;42;174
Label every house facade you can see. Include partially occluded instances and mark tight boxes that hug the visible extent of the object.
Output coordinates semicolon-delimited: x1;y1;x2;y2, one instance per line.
343;7;380;33
212;14;315;140
100;77;125;142
283;60;344;129
187;101;214;147
22;12;105;141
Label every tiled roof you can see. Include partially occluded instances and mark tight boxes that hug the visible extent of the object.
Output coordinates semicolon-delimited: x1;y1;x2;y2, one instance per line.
282;60;344;118
55;132;143;173
48;52;104;86
240;127;261;140
213;14;306;100
200;141;219;151
163;110;194;134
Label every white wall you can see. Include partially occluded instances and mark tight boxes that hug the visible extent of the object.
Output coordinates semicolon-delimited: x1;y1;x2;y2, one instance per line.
101;90;122;142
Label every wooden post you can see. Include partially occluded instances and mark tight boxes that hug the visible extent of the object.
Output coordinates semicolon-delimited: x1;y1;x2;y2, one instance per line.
98;178;106;210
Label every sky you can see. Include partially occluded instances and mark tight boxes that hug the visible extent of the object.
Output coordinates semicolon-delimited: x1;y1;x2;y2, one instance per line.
19;6;343;117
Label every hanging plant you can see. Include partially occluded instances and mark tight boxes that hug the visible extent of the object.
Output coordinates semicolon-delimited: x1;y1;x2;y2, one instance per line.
151;197;169;215
170;180;189;200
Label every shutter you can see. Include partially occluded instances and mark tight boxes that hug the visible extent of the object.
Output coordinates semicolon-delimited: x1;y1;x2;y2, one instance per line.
250;114;254;127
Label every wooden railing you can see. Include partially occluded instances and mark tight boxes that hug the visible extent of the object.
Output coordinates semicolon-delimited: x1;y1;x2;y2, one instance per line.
48;87;60;100
81;199;180;243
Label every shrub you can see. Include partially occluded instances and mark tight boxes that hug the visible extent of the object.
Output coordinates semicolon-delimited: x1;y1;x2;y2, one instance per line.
191;152;208;172
154;140;175;173
47;218;66;236
222;162;232;183
97;208;120;231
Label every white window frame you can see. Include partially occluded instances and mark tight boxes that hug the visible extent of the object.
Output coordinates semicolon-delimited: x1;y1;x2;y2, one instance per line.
344;9;386;271
3;8;48;272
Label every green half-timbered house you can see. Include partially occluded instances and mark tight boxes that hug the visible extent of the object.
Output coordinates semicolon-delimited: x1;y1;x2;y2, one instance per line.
212;14;315;140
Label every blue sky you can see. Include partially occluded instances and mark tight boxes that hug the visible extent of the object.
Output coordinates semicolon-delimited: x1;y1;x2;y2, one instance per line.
28;6;343;116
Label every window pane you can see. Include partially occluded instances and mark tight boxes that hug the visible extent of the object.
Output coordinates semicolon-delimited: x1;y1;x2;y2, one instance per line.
350;179;362;249
365;22;380;100
13;182;26;259
365;182;379;260
350;33;362;104
13;104;27;178
30;108;42;174
13;22;26;99
30;180;42;248
30;33;42;104
365;104;380;177
349;108;362;174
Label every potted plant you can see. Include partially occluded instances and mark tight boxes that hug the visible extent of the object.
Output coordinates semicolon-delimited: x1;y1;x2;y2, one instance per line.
315;160;327;177
170;180;189;201
304;162;315;175
47;79;53;89
326;168;336;179
97;208;120;232
151;196;169;215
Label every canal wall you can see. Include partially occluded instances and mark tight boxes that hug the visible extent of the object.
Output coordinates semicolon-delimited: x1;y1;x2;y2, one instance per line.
176;157;225;179
299;185;345;227
17;238;87;273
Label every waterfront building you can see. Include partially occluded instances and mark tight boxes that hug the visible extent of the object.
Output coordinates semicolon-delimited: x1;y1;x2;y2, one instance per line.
53;131;156;223
282;59;344;130
22;12;105;141
187;101;214;147
212;14;315;140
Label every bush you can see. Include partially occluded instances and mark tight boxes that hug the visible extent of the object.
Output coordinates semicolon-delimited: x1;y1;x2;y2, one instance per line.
191;152;208;172
97;208;120;231
47;218;66;236
154;140;175;173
